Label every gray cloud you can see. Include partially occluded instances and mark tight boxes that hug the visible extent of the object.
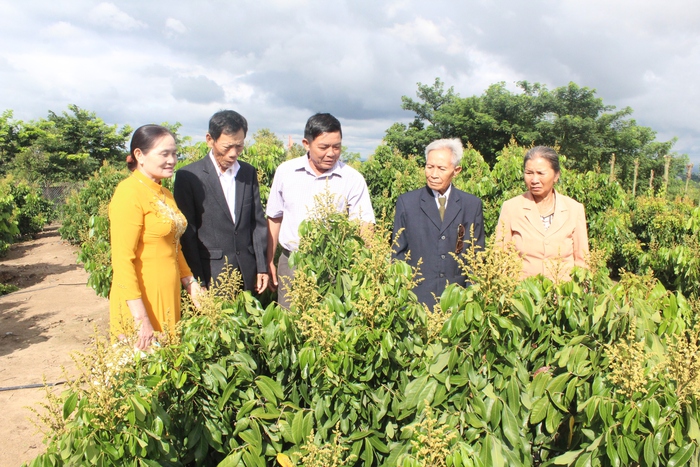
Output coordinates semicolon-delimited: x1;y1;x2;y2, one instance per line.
172;76;225;104
0;0;697;166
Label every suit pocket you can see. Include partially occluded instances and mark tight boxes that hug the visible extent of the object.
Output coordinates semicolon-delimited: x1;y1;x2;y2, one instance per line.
199;248;223;260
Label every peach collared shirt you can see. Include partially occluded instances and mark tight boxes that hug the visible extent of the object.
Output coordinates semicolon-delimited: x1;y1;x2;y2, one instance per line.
495;190;589;281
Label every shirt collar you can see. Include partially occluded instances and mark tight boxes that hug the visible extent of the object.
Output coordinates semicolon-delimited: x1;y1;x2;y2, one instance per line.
432;184;452;200
209;151;240;178
297;154;343;177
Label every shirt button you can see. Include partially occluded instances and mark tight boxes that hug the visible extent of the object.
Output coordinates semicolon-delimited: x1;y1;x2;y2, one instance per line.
236;251;240;255
441;254;446;259
441;235;446;240
440;273;445;277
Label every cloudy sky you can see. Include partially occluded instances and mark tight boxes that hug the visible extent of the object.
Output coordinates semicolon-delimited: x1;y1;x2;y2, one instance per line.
1;0;699;167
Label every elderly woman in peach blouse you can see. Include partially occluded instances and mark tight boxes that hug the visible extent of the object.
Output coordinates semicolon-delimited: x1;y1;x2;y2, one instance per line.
495;146;589;281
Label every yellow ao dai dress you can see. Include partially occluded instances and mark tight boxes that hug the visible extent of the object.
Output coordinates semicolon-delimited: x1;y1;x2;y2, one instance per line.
108;169;192;337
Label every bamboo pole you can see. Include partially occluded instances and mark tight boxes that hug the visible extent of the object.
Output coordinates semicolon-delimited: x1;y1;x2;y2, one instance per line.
632;159;639;197
649;169;654;191
685;164;694;198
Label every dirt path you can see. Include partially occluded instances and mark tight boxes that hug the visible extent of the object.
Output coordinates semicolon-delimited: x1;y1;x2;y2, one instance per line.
0;225;109;467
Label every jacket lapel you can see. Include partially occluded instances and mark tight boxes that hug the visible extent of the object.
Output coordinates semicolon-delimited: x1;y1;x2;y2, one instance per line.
233;174;245;228
522;192;546;236
440;187;461;234
419;186;442;230
544;190;568;237
202;155;234;225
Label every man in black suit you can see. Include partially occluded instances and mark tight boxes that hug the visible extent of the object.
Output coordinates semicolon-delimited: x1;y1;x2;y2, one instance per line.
392;138;485;308
174;110;267;293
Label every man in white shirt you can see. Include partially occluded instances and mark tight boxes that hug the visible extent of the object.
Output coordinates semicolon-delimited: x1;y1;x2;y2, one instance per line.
174;110;268;293
266;113;375;307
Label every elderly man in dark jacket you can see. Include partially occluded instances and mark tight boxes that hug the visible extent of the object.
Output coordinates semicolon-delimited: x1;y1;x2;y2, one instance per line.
392;138;485;308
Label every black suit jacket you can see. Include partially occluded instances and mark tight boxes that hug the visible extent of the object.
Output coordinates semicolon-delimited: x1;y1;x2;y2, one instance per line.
173;156;267;291
392;185;485;307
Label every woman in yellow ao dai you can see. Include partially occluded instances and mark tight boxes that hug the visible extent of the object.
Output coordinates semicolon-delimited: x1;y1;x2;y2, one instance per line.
109;124;200;350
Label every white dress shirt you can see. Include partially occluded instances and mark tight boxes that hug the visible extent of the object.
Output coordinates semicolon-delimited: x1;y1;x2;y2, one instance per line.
208;151;240;224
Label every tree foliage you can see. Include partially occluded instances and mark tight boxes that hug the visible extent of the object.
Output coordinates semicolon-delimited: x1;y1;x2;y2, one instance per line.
385;79;684;189
2;105;131;184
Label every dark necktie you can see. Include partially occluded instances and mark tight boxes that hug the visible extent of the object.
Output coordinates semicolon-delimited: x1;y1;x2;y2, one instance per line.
438;196;446;221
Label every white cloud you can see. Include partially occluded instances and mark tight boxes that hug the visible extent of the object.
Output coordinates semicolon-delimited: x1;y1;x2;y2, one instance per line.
42;21;83;39
388;17;447;46
165;18;186;35
88;3;146;31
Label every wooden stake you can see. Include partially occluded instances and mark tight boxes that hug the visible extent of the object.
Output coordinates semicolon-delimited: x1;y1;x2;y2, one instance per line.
609;153;616;183
663;155;671;194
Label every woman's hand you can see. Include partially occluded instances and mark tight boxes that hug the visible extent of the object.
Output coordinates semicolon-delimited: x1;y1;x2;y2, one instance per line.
134;315;155;350
126;298;155;351
187;281;203;308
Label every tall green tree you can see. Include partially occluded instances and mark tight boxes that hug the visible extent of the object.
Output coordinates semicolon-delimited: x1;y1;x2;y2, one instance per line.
0;110;21;176
11;105;131;184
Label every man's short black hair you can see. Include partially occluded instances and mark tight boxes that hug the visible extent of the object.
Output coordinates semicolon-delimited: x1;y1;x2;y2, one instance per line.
208;110;248;141
304;113;342;142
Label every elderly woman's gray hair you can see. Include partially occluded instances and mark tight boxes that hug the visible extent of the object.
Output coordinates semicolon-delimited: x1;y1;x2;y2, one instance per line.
425;138;464;167
523;146;561;174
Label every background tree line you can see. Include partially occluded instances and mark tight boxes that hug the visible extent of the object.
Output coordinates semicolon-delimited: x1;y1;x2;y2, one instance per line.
384;78;691;193
1;79;699;297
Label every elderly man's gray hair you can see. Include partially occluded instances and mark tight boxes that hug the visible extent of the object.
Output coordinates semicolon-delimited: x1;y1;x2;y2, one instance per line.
425;138;464;167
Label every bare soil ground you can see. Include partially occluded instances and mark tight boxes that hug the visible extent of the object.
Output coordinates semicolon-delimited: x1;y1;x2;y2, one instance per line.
0;225;109;467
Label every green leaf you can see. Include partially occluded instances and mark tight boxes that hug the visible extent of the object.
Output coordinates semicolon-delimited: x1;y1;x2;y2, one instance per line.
500;404;520;448
302;411;314;443
429;351;451;375
255;375;283;404
130;396;147;422
530;397;549;425
605;434;620;467
219;379;238;411
401;375;437;410
668;444;695;467
688;416;700;442
574;451;592;467
487;434;506;467
545;403;563;434
551;449;583;465
292;410;305;445
643;435;655;467
62;392;78;420
647;399;661;429
368;434;390;453
242;448;266;467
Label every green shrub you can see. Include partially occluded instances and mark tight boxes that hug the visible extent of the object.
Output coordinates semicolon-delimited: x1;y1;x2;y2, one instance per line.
26;205;700;467
0;188;19;256
0;282;19;295
58;162;128;244
360;145;424;229
8;180;55;237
